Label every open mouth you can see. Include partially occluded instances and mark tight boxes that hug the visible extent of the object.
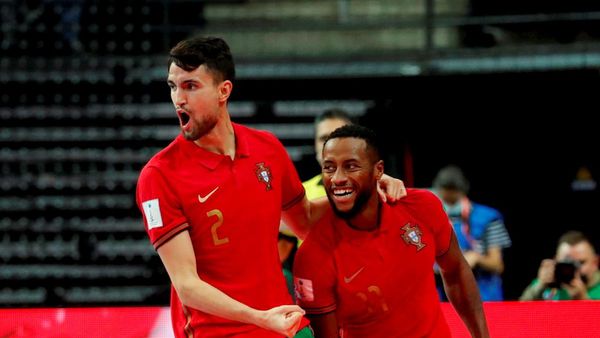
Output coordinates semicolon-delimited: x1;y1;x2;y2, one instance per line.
333;188;353;197
177;109;191;127
332;187;354;201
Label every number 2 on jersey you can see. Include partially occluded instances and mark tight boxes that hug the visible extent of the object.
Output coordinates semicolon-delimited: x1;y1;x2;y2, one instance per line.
207;209;229;246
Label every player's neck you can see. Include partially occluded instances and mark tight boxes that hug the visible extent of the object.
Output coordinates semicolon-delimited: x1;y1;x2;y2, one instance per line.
193;116;236;159
346;200;381;231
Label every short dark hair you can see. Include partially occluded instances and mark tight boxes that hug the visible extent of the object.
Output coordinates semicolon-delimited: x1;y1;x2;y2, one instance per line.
325;124;381;162
168;36;235;83
559;230;589;246
558;230;597;254
433;165;470;193
315;108;354;127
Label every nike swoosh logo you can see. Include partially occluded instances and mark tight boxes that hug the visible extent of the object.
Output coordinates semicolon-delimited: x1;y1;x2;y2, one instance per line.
198;187;219;203
343;266;365;283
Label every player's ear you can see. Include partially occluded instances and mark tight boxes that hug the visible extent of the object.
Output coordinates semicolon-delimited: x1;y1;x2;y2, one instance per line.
218;80;232;103
375;160;384;180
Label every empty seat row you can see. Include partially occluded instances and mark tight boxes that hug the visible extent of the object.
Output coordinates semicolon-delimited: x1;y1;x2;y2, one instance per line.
0;171;139;191
0;285;165;305
0;89;155;106
91;235;156;262
0;264;153;280
55;285;165;304
0;217;144;233
0;147;160;163
0;126;179;142
0;233;80;261
0;287;46;304
0;55;161;73
0;102;258;120
0;194;134;212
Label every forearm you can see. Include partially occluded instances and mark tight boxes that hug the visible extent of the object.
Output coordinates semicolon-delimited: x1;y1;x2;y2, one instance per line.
282;196;329;240
157;231;302;336
475;254;504;274
467;247;504;274
176;276;266;328
307;196;329;223
442;265;489;338
519;282;545;301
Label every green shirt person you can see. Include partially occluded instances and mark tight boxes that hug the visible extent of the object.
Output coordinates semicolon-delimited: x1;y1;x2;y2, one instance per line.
520;231;600;301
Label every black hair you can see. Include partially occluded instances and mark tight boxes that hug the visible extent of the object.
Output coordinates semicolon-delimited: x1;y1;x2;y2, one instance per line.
325;124;382;162
168;36;235;83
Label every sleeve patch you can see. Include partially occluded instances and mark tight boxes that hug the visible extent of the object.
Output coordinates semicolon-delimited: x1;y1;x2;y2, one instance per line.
142;198;164;229
294;277;314;302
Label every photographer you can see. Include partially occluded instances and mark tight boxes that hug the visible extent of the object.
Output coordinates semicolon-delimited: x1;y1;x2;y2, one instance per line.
520;231;600;300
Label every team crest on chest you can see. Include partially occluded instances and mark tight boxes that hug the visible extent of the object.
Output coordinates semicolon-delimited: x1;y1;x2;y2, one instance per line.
255;162;272;190
401;223;426;251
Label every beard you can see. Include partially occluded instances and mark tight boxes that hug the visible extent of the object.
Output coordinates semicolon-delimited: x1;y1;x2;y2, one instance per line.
327;186;373;220
182;115;218;141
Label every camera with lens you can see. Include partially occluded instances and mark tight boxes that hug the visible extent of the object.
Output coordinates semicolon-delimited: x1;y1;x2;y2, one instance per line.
550;259;579;287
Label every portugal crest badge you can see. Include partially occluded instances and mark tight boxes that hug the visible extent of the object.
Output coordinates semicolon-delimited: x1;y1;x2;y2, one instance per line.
401;223;426;251
255;162;272;190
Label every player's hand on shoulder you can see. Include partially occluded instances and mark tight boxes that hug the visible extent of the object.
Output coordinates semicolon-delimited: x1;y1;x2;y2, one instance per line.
377;174;407;203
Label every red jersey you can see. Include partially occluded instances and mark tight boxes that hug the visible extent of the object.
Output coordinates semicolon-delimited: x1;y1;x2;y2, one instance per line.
136;123;306;338
293;189;453;338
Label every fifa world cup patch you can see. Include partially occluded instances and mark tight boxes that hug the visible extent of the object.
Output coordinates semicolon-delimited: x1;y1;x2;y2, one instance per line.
142;198;163;230
255;162;272;191
401;223;426;251
293;277;314;302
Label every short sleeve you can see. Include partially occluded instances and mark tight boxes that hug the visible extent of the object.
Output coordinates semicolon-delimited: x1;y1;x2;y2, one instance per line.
408;190;453;257
430;199;453;257
136;166;188;249
484;219;512;249
293;239;337;314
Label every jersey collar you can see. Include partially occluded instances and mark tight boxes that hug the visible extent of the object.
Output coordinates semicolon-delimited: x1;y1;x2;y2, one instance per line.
177;122;251;171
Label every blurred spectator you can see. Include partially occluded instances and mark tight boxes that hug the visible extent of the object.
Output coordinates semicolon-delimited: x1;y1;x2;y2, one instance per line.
303;108;354;200
433;165;512;301
520;230;600;300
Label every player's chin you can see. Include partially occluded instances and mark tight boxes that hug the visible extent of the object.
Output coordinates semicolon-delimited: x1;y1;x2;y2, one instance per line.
332;195;354;208
334;203;354;216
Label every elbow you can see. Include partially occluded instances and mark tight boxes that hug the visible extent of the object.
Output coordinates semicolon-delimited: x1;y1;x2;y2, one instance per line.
173;278;200;307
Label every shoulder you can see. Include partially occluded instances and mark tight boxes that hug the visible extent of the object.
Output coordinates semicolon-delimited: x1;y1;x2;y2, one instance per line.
139;137;182;179
394;189;449;230
235;123;289;159
471;202;503;221
236;123;282;146
298;212;336;255
399;188;444;209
